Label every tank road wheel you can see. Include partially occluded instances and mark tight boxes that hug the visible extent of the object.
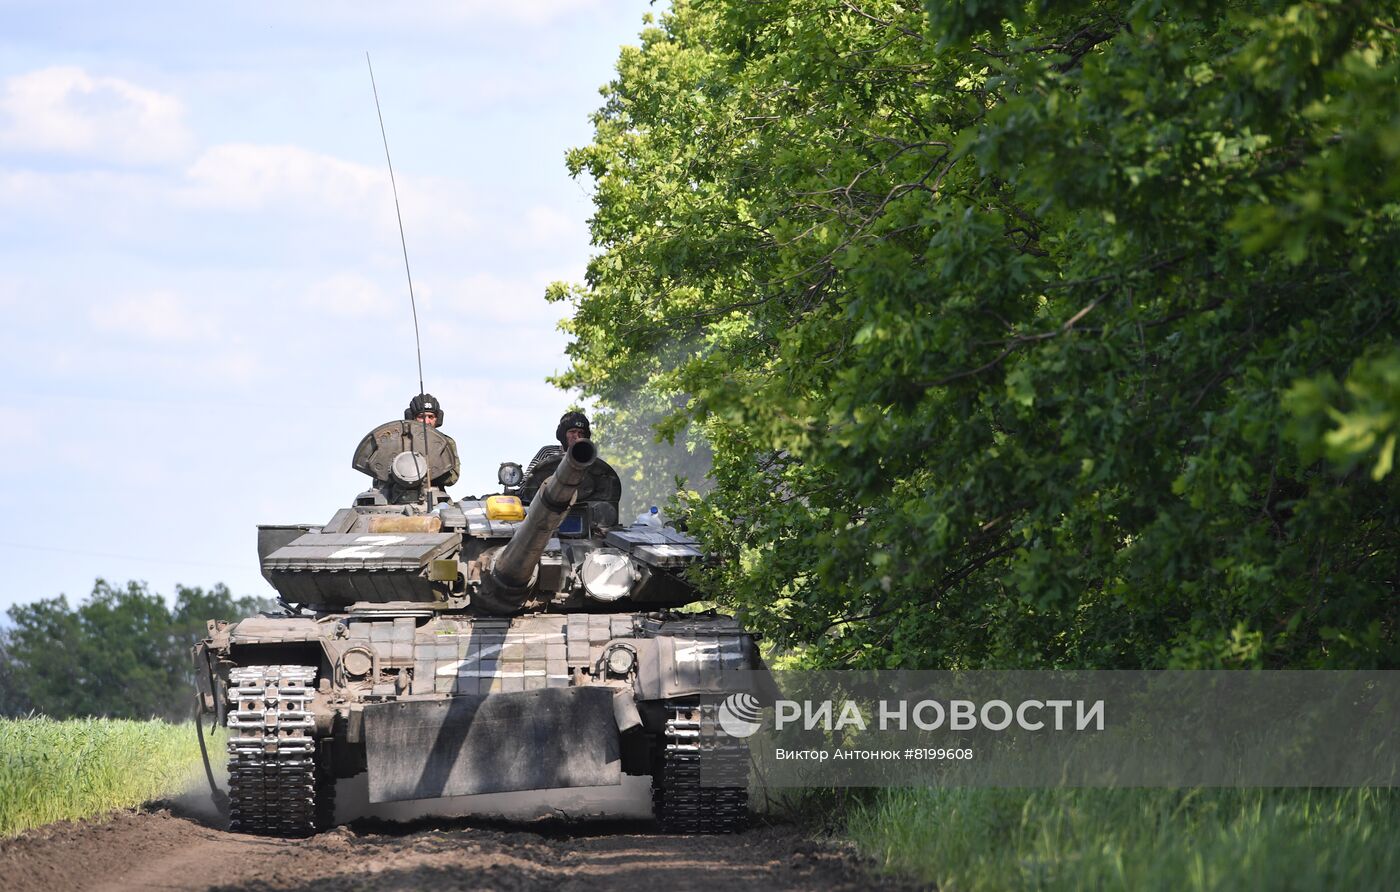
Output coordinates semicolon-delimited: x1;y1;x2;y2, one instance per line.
225;665;326;837
653;702;750;834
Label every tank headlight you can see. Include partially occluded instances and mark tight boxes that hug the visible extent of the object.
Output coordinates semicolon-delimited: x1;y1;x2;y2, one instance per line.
580;549;637;601
341;647;374;679
498;462;523;487
391;450;428;486
606;647;635;676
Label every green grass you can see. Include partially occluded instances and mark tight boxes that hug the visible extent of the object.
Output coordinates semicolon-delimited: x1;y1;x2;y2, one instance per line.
845;787;1400;891
0;716;212;836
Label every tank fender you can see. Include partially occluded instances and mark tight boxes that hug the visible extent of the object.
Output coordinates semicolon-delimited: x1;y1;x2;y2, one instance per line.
633;634;755;700
228;616;337;643
226;615;343;672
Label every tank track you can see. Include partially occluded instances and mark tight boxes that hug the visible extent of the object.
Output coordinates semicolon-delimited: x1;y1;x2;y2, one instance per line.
225;665;326;837
653;701;749;833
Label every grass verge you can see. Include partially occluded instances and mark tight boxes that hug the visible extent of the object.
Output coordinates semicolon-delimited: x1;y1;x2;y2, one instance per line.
0;716;211;836
843;787;1400;891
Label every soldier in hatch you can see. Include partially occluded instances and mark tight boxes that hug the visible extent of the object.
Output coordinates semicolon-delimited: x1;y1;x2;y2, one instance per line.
520;410;621;524
403;392;460;488
522;410;589;479
348;393;461;505
557;410;591;450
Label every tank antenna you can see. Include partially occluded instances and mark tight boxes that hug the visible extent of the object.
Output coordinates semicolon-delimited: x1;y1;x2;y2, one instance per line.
367;52;434;507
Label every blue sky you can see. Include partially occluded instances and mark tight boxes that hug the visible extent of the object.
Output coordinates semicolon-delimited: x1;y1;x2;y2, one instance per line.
0;1;660;613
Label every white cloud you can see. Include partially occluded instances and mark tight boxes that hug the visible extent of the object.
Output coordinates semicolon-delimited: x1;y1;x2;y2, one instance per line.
178;143;477;240
305;273;394;317
180;143;380;212
0;67;193;166
0;146;473;255
89;290;220;342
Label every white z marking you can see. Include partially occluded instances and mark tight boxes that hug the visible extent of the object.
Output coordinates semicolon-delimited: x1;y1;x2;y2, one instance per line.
329;535;406;559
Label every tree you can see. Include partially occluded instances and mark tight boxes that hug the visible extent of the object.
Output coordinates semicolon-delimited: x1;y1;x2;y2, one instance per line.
1;580;270;720
0;628;33;716
554;0;1399;669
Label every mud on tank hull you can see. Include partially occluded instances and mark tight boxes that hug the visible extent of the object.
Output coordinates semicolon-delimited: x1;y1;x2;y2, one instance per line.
194;610;757;836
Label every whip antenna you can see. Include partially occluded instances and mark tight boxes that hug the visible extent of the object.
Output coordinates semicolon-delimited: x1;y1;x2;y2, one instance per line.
367;53;434;504
367;52;425;395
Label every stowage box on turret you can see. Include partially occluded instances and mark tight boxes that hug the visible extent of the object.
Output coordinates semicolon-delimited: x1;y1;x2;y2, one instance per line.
193;419;761;836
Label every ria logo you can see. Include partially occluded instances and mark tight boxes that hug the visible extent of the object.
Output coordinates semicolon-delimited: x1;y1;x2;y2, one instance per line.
717;692;763;738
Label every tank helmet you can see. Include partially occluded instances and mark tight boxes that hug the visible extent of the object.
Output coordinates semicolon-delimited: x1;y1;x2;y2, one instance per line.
405;393;444;426
556;410;590;446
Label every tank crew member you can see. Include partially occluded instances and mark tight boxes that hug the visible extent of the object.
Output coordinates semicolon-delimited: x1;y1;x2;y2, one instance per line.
523;410;588;480
523;410;590;481
406;392;443;428
557;410;590;448
405;392;460;487
521;410;621;521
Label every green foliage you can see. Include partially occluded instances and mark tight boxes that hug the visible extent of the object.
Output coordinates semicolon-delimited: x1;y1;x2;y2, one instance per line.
0;580;269;720
846;786;1400;891
0;716;211;836
1286;346;1400;481
559;0;1399;668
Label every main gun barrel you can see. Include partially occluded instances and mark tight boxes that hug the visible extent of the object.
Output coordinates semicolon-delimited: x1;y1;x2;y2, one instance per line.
489;439;597;593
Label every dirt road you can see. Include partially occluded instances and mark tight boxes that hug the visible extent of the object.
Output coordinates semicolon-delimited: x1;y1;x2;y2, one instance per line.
0;807;906;892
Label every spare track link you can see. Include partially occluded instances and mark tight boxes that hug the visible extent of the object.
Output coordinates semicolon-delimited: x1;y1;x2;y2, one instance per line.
653;701;749;833
225;664;325;836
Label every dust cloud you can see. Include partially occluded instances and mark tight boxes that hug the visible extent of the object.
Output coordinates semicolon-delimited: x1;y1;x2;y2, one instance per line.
592;387;715;522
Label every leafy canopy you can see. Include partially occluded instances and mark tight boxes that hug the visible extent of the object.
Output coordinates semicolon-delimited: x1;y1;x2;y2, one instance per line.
555;0;1399;668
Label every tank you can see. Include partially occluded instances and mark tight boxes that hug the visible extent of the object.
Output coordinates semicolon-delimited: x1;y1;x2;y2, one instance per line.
193;418;761;836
